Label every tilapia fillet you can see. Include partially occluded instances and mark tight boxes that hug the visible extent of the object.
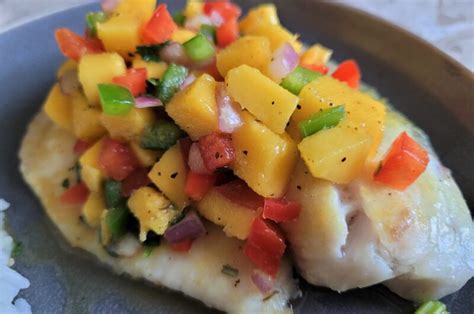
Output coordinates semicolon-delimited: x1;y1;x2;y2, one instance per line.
283;110;474;302
19;112;298;313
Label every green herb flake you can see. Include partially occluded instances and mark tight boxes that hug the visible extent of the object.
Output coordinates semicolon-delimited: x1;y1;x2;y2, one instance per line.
86;12;106;37
143;245;154;258
221;264;239;277
11;240;23;258
136;42;170;62
173;12;186;26
61;178;70;189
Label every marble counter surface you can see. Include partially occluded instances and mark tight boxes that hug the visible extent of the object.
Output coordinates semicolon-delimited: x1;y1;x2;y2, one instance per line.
0;0;472;70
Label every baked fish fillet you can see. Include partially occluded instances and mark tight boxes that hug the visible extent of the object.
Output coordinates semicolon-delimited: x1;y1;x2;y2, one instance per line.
283;110;474;302
19;112;298;313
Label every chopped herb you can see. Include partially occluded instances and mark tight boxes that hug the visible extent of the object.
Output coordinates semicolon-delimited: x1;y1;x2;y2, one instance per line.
62;178;70;189
173;12;186;26
221;264;239;277
73;162;81;182
11;240;23;258
263;290;280;302
136;42;170;62
143;245;154;257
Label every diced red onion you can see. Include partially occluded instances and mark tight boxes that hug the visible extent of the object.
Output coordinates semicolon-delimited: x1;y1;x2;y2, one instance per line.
216;83;243;133
101;0;120;13
268;43;299;82
59;69;81;95
180;74;196;91
251;269;275;294
160;42;191;65
164;211;206;244
184;14;213;31
209;11;224;27
135;96;163;108
188;143;211;174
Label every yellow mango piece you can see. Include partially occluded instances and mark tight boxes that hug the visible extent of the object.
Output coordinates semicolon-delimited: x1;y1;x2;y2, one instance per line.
166;74;218;140
114;0;155;22
78;53;126;106
82;192;105;228
298;126;372;184
56;59;77;78
128;187;177;241
239;4;280;34
97;15;142;60
80;138;105;192
72;93;106;141
301;44;333;65
226;65;299;134
43;84;73;131
183;0;203;19
197;188;260;240
232;112;299;197
171;29;197;44
246;24;302;53
130;141;162;167
100;107;155;142
216;36;272;77
295;76;386;156
148;144;190;209
132;57;168;79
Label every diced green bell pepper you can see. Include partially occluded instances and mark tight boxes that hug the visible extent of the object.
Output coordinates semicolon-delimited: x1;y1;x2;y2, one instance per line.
141;120;182;150
98;84;135;116
105;203;130;241
183;34;215;62
104;179;123;208
200;24;216;43
299;105;345;138
157;63;188;104
86;12;106;37
281;66;322;95
415;301;449;314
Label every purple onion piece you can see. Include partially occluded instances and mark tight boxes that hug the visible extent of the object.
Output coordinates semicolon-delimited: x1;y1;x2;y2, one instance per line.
59;69;81;95
164;211;206;244
135;95;163;108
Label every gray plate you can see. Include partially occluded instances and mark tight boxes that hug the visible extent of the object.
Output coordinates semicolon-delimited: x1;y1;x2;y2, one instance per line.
0;1;472;313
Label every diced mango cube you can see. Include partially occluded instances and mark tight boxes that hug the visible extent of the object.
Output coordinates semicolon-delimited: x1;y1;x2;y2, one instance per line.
128;187;177;241
246;24;302;53
97;15;142;60
298;126;372;184
183;0;203;19
114;0;155;22
100;107;155;142
78;53;126;106
295;76;386;156
132;57;168;79
232;112;299;197
166;74;218;140
80;138;105;192
72;93;106;141
226;65;298;134
301;44;333;66
43;84;73;131
216;36;272;77
239;4;280;34
171;29;197;44
197;188;260;240
130;141;162;167
148;144;190;209
56;59;77;78
82;192;106;228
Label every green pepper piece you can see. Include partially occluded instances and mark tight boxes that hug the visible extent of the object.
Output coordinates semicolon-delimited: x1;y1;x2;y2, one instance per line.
157;64;188;104
105;203;130;240
173;12;186;26
104;179;123;208
415;301;449;314
141;120;182;150
281;66;322;95
200;24;216;43
98;84;135;116
86;12;106;37
183;34;215;62
299;105;345;138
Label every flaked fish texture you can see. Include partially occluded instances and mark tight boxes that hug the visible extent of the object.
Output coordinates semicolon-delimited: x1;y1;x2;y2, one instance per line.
283;110;473;302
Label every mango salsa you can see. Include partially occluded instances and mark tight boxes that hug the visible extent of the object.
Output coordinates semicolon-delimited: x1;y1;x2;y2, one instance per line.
79;138;105;192
232;112;299;197
100;107;155;142
239;4;280;34
43;84;73;131
72;93;106;141
226;65;299;135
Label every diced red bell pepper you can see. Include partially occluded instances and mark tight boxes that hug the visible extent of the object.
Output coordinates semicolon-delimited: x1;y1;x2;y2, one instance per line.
216;18;239;48
121;168;151;197
263;198;301;222
244;217;286;276
55;28;103;62
99;138;139;181
112;68;148;97
185;171;217;201
215;180;264;210
332;59;361;89
374;131;429;190
301;62;329;75
73;139;92;156
179;137;193;165
198;132;235;171
170;238;193;252
204;0;241;22
60;181;89;205
141;4;178;44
